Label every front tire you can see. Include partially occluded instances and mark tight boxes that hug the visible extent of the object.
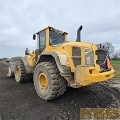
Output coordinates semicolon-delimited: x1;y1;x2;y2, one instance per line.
34;61;67;100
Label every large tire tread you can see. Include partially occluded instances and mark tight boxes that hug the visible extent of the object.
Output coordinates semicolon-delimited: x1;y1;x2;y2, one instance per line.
34;61;67;100
15;59;33;83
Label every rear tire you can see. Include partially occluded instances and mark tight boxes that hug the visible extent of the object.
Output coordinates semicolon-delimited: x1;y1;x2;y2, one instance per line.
34;61;67;100
14;59;32;83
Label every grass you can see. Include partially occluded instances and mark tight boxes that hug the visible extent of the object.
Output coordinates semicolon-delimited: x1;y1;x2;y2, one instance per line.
111;60;120;79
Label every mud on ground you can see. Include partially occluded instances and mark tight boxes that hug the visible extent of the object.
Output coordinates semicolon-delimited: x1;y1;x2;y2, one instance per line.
0;63;120;120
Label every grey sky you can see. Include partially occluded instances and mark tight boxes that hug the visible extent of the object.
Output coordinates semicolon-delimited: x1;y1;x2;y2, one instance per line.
0;0;120;58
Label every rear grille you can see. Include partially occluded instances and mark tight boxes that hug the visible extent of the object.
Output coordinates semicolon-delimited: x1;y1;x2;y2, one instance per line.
72;47;81;67
96;50;109;71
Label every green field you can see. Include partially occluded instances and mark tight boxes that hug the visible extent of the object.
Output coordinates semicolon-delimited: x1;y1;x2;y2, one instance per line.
111;60;120;79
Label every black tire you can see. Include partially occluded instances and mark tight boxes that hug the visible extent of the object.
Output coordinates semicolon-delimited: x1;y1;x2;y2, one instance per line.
7;63;14;77
34;61;67;100
14;59;32;83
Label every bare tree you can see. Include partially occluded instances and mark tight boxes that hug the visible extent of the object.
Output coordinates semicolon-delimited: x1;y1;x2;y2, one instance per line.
112;51;119;59
103;42;114;54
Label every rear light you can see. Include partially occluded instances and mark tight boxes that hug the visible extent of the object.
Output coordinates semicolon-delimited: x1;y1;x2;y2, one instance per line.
106;58;111;69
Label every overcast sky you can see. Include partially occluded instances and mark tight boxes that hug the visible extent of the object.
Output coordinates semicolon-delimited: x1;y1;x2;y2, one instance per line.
0;0;120;58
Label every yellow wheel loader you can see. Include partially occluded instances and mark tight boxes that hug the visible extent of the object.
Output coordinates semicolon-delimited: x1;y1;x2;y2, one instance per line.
8;26;115;100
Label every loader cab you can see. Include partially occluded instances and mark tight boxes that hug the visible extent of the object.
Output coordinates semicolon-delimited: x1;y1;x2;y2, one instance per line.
33;26;68;54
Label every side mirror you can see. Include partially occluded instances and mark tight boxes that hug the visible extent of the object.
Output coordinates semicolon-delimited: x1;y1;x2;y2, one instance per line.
33;34;36;40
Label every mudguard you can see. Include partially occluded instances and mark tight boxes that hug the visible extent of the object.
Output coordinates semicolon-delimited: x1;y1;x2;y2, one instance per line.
37;52;71;74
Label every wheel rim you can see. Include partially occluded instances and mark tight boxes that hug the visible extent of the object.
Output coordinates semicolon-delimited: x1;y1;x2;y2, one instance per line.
39;73;48;90
16;67;20;76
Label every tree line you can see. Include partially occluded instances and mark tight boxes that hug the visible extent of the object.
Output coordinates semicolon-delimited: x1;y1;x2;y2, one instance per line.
101;42;120;60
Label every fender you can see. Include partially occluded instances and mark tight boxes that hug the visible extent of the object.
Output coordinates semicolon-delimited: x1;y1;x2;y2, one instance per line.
36;52;71;74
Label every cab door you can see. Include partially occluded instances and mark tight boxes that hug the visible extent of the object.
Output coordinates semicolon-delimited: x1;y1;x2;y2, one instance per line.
37;30;46;55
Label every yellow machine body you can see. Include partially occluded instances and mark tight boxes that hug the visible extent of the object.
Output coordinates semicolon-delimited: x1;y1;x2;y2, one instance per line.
25;26;115;88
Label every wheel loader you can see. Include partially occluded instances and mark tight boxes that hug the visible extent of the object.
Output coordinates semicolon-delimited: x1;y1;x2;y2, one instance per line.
7;26;115;100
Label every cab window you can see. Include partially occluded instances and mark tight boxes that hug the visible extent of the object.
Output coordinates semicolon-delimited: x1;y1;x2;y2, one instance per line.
39;30;45;50
49;30;64;45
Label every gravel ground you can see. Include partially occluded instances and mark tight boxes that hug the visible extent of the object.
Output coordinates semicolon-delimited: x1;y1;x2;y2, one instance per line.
0;63;120;120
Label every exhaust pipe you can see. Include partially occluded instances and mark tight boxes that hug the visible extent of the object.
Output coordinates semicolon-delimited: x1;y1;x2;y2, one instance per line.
76;25;83;42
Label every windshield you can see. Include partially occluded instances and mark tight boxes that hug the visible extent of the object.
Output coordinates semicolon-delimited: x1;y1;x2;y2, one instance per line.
49;30;64;45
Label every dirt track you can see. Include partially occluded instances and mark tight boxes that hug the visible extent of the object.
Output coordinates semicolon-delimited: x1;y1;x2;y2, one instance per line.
0;63;120;120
